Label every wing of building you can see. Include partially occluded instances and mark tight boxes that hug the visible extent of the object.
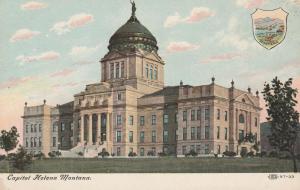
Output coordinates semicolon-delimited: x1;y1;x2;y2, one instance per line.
22;3;261;157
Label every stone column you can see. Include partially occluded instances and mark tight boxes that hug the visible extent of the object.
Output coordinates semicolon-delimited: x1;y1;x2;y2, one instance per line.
106;113;110;142
88;114;93;145
97;113;101;144
80;115;84;144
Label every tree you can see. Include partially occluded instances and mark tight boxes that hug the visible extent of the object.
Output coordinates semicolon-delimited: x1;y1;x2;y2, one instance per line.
262;77;299;172
11;146;32;171
0;126;20;155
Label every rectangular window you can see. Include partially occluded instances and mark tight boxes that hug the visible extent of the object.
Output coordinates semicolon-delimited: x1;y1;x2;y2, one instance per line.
205;108;210;120
110;63;114;79
152;147;156;155
53;137;56;147
152;130;156;143
190;145;195;151
183;128;187;140
117;147;121;156
34;124;37;132
25;138;28;147
197;109;201;120
129;131;133;143
205;126;210;139
140;148;144;156
225;145;229;152
225;128;228;140
140;116;145;126
196;145;201;153
140;131;144;143
175;113;178;123
239;129;244;141
117;115;122;125
151;115;156;125
217;109;220;120
182;146;186;155
115;62;119;78
205;144;209;154
39;137;42;147
225;111;228;121
163;130;168;142
53;124;56;132
191;110;195;121
31;124;33;132
154;67;157;80
191;127;195;140
61;123;65;131
128;115;134;125
183;111;187;121
175;129;178;141
217;145;221;154
255;117;258;127
217;126;220;139
26;125;28;133
117;131;122;143
197;127;201;140
163;114;169;124
117;93;122;101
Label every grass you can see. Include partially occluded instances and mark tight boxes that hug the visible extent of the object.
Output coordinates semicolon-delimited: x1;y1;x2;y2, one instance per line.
0;157;299;173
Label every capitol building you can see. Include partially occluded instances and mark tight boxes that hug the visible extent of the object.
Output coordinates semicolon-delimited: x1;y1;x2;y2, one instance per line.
22;3;261;157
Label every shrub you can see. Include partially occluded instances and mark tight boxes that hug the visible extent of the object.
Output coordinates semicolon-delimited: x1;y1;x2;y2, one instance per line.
246;151;255;157
77;151;84;156
185;150;198;157
268;151;278;158
98;148;109;158
111;153;115;157
128;152;137;157
34;152;45;160
278;151;292;159
0;154;6;161
223;151;237;157
158;152;168;157
240;148;248;158
147;151;155;156
11;146;32;171
48;151;61;158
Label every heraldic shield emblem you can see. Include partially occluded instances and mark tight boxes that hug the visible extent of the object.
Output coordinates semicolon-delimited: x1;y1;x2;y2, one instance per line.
251;8;288;49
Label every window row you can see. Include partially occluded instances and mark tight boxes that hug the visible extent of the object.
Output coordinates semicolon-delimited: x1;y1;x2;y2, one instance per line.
25;124;42;133
182;144;229;155
182;126;210;140
145;64;158;80
110;61;125;79
25;137;42;148
182;108;210;122
238;114;258;127
52;122;73;132
115;114;177;127
216;109;228;121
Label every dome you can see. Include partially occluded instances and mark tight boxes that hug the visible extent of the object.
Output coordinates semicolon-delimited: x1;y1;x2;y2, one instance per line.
108;2;158;53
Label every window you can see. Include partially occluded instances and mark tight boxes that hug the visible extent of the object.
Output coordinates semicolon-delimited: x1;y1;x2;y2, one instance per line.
39;137;42;147
61;123;65;131
129;131;133;143
110;63;114;79
121;61;125;78
26;125;28;133
163;130;168;142
205;126;210;139
225;128;228;140
151;115;156;125
196;145;201;153
197;109;201;120
117;93;122;101
53;124;57;132
225;145;229;152
140;116;145;126
34;124;37;132
239;129;244;141
140;148;145;156
117;147;121;156
34;137;37;147
205;108;210;120
154;66;158;80
31;124;33;132
191;127;195;140
191;110;195;121
239;114;245;123
145;64;149;78
225;111;228;121
190;145;195;151
115;63;119;78
150;65;153;80
205;144;209;154
217;109;220;120
152;130;156;143
183;128;187;140
117;115;122;125
182;146;187;155
117;131;122;143
30;138;33;147
25;138;28;147
217;126;220;139
197;127;201;140
128;116;134;125
175;129;178;140
175;113;178;123
163;114;169;124
217;145;221;154
52;137;56;147
152;147;156;155
183;111;187;121
255;117;258;127
140;131;144;143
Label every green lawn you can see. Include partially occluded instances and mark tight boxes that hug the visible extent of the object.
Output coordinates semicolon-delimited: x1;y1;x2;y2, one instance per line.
0;157;299;173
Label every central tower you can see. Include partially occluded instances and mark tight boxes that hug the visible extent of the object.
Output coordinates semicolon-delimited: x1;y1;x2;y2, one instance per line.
100;1;164;94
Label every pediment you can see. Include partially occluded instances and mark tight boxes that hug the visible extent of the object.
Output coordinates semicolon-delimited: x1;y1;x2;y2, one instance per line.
143;51;164;64
101;51;127;62
235;93;255;106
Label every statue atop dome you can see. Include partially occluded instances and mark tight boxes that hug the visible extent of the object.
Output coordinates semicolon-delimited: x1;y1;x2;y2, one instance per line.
130;0;136;17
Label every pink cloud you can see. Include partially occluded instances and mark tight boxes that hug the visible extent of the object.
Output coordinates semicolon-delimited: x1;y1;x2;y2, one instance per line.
50;13;94;35
10;28;40;42
51;82;79;89
50;69;75;78
200;52;242;64
0;76;35;89
166;41;200;53
21;1;48;10
16;51;60;63
236;0;266;9
164;7;214;28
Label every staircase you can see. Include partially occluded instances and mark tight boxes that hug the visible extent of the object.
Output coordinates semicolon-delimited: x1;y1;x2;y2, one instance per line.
60;142;107;158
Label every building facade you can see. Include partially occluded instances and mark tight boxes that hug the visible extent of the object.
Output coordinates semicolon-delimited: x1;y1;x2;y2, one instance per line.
22;3;261;157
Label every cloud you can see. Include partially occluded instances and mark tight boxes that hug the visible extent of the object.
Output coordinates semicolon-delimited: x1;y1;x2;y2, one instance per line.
236;0;267;9
200;52;242;64
69;45;100;57
166;41;200;53
164;7;214;28
0;76;35;89
16;51;60;63
50;13;94;35
21;1;48;10
50;68;75;78
10;28;40;42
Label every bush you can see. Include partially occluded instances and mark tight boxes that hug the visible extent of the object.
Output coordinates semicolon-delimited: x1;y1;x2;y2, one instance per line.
0;154;6;161
185;150;198;157
158;152;167;157
147;151;155;156
34;152;45;160
278;151;292;159
77;151;83;156
11;146;32;171
111;153;115;157
128;152;137;157
268;151;278;158
98;148;109;158
246;151;255;157
240;148;248;158
258;151;267;157
223;151;237;157
48;151;61;158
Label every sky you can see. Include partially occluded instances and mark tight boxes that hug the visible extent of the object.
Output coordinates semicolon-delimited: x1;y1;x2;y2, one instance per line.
0;0;300;141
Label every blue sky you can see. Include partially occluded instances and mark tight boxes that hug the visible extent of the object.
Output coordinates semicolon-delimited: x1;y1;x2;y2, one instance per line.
0;0;300;132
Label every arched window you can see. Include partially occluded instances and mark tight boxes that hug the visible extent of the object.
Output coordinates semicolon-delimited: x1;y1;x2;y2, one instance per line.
150;65;153;80
116;63;119;78
145;64;149;78
239;114;245;123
